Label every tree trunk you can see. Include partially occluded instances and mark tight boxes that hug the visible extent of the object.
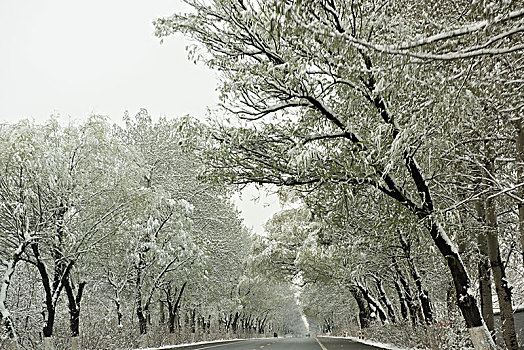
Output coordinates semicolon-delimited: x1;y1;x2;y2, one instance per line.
410;264;432;324
358;51;494;346
410;175;494;348
474;199;495;337
428;222;484;326
137;306;147;335
168;309;176;333
409;220;491;347
483;145;519;350
164;285;176;333
398;142;495;348
393;258;419;326
393;279;409;322
31;207;73;344
514;118;524;268
136;280;147;334
232;312;240;333
375;277;396;323
43;306;56;338
398;232;433;324
173;282;186;331
135;253;147;335
107;271;124;328
115;299;123;327
159;300;165;325
258;315;267;334
357;283;387;323
64;279;85;337
485;194;519;349
348;285;372;328
191;308;196;333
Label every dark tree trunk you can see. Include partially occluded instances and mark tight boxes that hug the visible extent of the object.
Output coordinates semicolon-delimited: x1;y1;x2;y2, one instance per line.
375;277;396;323
200;316;205;332
136;269;147;334
166;282;186;333
226;313;232;332
159;300;165;325
474;199;495;337
191;308;196;333
404;157;492;347
428;222;481;325
107;270;124;328
42;307;56;338
398;232;433;324
357;283;387;323
393;258;419;326
348;285;372;328
485;195;518;349
168;311;176;334
135;251;149;335
64;279;86;337
393;279;409;322
31;242;71;340
31;205;73;342
411;264;432;323
136;302;147;334
232;312;240;333
258;315;267;334
115;299;123;327
360;56;494;345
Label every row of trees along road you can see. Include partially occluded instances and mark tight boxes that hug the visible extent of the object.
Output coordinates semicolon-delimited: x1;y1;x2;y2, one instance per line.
1;1;523;349
155;0;524;349
0;112;307;350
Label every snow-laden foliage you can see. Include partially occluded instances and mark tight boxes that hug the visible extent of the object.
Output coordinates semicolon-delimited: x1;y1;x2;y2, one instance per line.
156;1;523;349
0;112;305;350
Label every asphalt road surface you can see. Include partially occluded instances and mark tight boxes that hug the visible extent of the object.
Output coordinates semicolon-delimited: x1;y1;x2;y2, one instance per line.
165;337;384;350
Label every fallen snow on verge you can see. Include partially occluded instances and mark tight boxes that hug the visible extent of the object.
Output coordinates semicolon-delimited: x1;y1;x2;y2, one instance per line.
135;337;277;350
135;338;245;350
318;335;412;350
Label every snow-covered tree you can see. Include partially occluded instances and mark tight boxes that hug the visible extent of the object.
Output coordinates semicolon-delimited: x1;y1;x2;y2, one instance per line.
155;1;524;347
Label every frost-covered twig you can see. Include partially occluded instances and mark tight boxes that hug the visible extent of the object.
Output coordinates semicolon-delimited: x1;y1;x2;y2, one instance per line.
303;7;524;60
368;8;524;50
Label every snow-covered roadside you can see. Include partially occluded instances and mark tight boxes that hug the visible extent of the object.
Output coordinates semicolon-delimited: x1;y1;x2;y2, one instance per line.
135;337;277;350
134;338;244;350
318;335;413;350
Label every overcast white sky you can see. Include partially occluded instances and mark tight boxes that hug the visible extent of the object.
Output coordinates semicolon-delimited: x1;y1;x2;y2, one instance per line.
0;0;283;234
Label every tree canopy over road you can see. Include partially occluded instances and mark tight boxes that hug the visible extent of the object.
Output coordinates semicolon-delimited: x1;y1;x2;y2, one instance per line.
1;1;524;349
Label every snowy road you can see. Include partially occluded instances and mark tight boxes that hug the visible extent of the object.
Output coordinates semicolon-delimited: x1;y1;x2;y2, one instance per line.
161;337;384;349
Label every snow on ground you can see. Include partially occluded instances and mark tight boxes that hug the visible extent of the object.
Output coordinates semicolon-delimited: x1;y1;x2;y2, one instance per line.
135;337;277;350
135;338;245;350
319;335;413;350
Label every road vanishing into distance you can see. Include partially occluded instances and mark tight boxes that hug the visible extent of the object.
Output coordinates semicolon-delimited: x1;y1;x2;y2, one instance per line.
166;337;385;350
